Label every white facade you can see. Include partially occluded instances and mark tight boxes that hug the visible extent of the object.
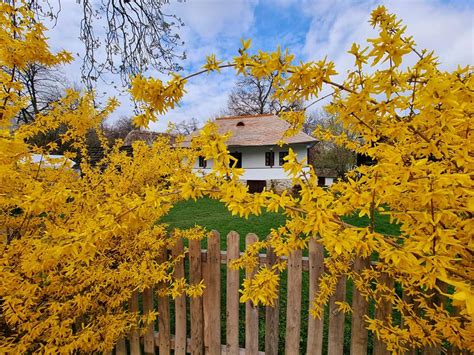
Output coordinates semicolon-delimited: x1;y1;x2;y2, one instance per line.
194;143;310;180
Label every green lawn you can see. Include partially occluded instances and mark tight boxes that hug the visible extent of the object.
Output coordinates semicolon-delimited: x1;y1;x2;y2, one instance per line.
160;197;399;246
159;197;399;354
160;197;286;249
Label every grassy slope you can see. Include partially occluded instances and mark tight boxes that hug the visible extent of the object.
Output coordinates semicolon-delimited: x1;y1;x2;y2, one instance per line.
160;197;399;354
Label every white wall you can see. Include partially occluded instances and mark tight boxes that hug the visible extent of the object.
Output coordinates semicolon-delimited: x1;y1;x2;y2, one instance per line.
194;144;310;180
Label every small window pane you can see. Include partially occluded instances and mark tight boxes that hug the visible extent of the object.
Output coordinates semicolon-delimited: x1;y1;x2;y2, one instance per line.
265;152;274;166
279;151;288;166
198;156;206;168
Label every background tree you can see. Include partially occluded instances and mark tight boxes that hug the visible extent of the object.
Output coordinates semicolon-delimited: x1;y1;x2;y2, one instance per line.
103;116;135;145
14;63;67;125
305;110;356;179
21;0;185;88
226;72;302;116
171;117;200;135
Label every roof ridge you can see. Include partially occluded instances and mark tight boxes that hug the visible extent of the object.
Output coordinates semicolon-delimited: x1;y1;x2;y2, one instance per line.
216;113;275;120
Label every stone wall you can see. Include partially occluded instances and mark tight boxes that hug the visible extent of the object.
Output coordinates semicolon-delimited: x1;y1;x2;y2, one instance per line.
240;179;295;194
266;179;293;194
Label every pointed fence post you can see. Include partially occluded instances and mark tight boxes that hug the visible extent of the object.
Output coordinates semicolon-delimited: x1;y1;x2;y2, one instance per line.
204;230;221;355
265;245;280;355
189;238;204;355
245;233;259;355
328;275;347;355
285;248;303;354
129;290;140;355
307;237;325;355
143;287;155;355
226;231;240;355
350;257;370;355
172;237;187;355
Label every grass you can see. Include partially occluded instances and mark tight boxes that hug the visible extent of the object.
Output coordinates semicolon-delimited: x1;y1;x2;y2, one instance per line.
159;197;399;354
160;197;286;249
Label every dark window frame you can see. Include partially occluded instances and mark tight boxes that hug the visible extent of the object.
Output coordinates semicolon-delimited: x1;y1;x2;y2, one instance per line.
198;156;207;168
279;151;288;166
230;152;242;168
265;151;274;167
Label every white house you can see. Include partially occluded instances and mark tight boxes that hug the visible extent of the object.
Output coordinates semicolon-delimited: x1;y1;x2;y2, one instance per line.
185;114;317;193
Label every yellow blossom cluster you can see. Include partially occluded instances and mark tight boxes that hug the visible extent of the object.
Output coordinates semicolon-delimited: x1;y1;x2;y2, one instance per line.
131;5;473;352
1;2;472;353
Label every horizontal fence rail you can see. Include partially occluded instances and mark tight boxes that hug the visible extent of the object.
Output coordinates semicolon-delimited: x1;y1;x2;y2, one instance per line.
114;230;445;355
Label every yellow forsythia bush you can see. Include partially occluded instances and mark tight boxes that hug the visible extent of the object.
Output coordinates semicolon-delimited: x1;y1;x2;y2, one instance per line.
1;2;472;353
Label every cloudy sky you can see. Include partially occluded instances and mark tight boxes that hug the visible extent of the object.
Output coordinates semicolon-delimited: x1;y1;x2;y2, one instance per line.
45;0;473;131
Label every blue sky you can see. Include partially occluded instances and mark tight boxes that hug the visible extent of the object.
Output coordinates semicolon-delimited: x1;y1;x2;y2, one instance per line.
45;0;473;131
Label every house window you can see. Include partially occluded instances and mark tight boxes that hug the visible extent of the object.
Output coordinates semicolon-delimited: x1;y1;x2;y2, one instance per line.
265;152;274;167
279;151;288;166
230;152;242;168
317;176;325;187
198;156;207;168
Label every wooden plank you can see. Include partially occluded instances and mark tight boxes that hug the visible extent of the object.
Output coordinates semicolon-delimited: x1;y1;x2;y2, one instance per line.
205;230;221;355
143;287;155;355
129;290;140;355
401;291;417;355
306;238;325;355
226;231;240;355
189;238;204;355
172;238;187;355
285;248;303;354
245;233;259;355
328;275;347;355
350;257;370;355
264;246;280;355
115;337;126;355
158;250;171;355
373;272;394;355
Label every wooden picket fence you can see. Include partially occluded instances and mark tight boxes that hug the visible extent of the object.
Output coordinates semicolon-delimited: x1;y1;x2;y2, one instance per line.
112;230;405;355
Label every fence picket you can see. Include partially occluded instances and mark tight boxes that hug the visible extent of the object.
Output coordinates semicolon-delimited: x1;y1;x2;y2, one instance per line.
285;248;303;354
373;272;394;355
143;287;155;355
245;233;259;355
115;337;126;355
114;231;426;355
306;237;325;355
158;250;171;355
328;275;347;355
264;245;280;355
206;230;221;355
172;238;186;355
129;290;140;355
350;257;370;355
189;238;204;355
226;231;240;355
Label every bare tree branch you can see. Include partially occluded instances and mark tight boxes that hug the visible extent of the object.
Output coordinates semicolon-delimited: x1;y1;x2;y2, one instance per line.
18;0;185;88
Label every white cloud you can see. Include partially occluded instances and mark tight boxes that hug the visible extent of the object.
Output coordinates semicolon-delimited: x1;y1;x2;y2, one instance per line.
303;0;473;70
302;0;474;110
167;0;257;41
